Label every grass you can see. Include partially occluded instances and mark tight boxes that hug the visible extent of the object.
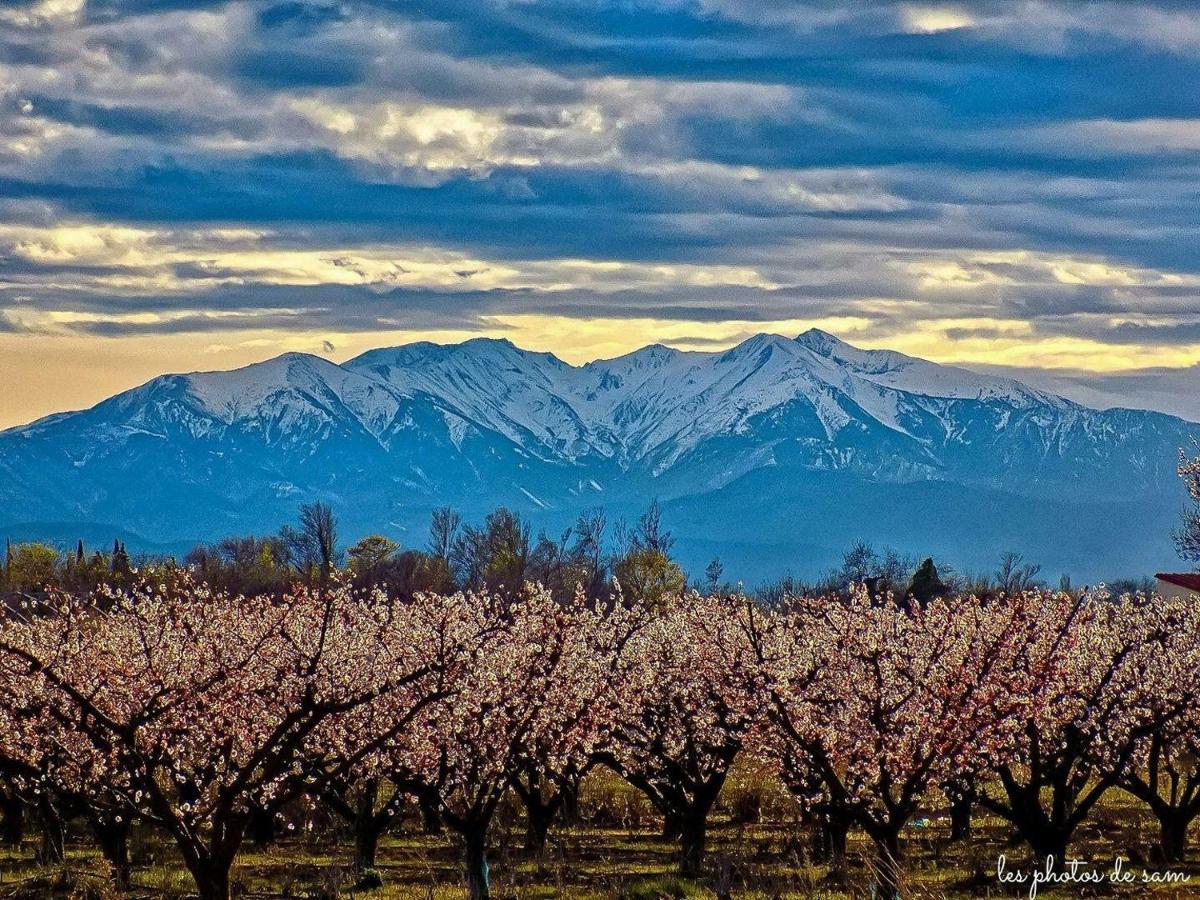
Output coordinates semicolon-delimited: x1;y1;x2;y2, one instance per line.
0;769;1197;898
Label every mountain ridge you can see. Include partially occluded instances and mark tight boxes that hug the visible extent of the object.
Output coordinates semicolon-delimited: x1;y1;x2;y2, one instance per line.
2;330;1196;581
2;329;1156;439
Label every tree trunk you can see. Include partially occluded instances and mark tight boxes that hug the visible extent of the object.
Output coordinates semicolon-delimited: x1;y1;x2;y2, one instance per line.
351;779;382;871
0;791;23;848
806;798;851;872
560;779;581;826
515;769;563;857
190;864;231;900
990;775;1073;874
661;809;683;841
678;811;707;878
418;789;444;836
830;811;849;868
870;827;903;900
1158;809;1191;863
826;807;850;869
1024;828;1070;874
524;800;555;857
177;820;243;900
91;815;131;888
246;804;276;848
811;806;849;868
463;824;490;900
36;794;64;865
354;824;380;873
949;792;973;843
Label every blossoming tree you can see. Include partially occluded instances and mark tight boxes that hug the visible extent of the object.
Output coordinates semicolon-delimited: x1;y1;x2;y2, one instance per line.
976;590;1155;870
0;581;470;900
598;593;757;877
742;588;1047;897
1119;594;1200;861
386;586;635;900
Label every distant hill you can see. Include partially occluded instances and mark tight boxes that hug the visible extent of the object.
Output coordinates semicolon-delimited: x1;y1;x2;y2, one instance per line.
1;330;1195;581
0;521;195;559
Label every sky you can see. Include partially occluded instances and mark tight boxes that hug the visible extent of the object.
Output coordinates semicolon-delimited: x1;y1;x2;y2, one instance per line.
1;0;1200;427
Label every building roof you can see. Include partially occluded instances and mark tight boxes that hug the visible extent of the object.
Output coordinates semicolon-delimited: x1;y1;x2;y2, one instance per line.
1156;573;1200;592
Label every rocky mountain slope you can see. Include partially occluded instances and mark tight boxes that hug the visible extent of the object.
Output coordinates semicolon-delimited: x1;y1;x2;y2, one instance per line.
2;330;1194;580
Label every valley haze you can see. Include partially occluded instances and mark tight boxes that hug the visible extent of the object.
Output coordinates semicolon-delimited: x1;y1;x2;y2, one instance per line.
2;329;1196;584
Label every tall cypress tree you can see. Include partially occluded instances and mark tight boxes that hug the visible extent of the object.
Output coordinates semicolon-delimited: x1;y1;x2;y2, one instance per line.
111;540;132;580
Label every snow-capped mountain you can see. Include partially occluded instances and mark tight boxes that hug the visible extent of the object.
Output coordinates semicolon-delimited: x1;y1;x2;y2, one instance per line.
2;330;1196;580
344;331;1060;466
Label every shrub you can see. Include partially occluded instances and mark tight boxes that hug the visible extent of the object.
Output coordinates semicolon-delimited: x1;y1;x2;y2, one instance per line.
621;875;705;900
354;867;384;890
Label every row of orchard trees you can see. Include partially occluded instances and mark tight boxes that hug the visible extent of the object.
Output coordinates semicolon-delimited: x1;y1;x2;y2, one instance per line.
1;579;1199;900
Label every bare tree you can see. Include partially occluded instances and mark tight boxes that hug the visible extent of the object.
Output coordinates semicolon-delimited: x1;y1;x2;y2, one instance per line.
451;508;531;594
634;499;674;555
281;502;340;587
996;551;1041;594
428;507;462;561
834;541;913;596
704;558;724;592
572;507;608;598
838;540;878;585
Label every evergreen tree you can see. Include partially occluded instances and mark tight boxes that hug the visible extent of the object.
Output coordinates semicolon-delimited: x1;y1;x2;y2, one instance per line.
347;535;400;585
111;540;132;580
704;558;724;593
907;557;948;607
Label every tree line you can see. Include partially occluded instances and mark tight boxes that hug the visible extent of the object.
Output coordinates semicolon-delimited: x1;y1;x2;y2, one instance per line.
7;499;1130;607
11;432;1200;602
3;502;689;608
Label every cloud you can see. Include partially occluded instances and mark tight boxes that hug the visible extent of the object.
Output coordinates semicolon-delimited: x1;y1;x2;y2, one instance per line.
1;0;1200;426
968;362;1200;422
1016;118;1200;156
899;6;975;34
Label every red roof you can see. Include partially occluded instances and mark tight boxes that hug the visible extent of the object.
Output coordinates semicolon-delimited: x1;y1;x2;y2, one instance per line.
1156;573;1200;592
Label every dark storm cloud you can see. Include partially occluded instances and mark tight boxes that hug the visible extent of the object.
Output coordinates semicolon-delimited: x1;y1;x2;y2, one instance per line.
1062;319;1200;346
0;279;867;335
2;0;1200;397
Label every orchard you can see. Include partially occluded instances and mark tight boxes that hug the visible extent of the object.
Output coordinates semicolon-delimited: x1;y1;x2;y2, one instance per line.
0;577;1197;899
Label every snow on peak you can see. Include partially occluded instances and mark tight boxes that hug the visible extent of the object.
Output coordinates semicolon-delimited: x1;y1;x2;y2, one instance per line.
178;351;407;435
29;331;1086;460
718;332;798;363
789;331;1063;408
793;327;844;354
793;329;909;372
586;343;684;373
345;337;593;459
349;337;568;375
184;352;338;412
349;342;445;370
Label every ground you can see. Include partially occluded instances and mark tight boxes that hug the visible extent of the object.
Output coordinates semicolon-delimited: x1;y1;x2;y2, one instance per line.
0;769;1197;899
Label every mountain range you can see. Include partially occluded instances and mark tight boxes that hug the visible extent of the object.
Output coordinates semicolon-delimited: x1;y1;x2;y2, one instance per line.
2;329;1196;582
